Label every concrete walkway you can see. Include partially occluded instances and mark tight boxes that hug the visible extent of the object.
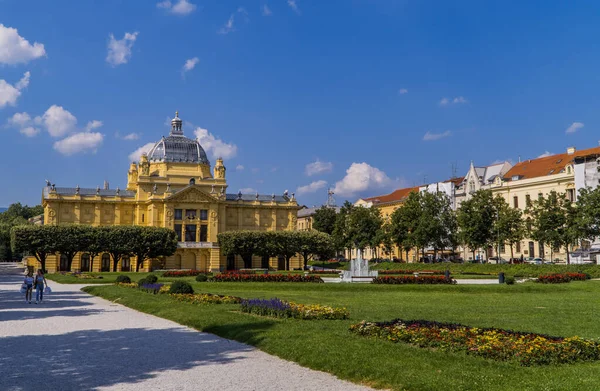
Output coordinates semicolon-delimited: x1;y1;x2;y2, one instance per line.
0;264;372;391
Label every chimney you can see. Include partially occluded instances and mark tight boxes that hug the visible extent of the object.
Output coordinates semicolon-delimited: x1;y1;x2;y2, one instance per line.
567;147;576;155
103;180;109;190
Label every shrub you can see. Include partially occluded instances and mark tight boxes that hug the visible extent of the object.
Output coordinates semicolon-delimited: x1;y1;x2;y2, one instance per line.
372;276;456;284
505;276;516;285
139;283;164;294
145;274;158;283
350;319;600;366
115;275;131;284
195;274;208;282
137;277;148;286
537;272;589;284
169;280;194;294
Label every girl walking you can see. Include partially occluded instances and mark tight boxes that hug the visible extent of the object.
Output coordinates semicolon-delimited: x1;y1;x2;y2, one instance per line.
23;271;34;304
34;269;47;304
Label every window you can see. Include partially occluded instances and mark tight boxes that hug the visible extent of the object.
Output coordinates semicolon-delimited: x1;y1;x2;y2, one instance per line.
122;256;130;272
469;180;475;193
200;209;208;221
141;214;144;223
189;178;196;185
185;224;196;242
567;189;575;202
185;209;196;220
513;196;519;208
526;218;532;232
516;242;521;253
525;195;531;207
174;224;182;242
538;193;543;200
174;209;182;220
81;254;90;272
500;243;505;253
200;225;208;242
539;243;544;258
101;253;110;272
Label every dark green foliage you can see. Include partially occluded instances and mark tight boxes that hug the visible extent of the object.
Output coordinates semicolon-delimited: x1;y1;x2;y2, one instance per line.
115;275;131;284
504;276;515;285
145;274;158;283
311;206;337;235
1;202;44;261
195;274;208;282
169;280;194;294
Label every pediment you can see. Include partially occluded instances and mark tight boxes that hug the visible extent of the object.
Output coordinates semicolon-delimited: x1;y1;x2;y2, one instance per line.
165;186;218;203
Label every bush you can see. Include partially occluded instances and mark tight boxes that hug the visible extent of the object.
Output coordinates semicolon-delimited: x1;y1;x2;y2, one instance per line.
537;272;589;284
139;283;164;294
240;298;349;320
505;276;516;285
163;270;207;277
145;274;158;283
195;274;208;282
137;277;148;286
169;280;194;294
115;275;131;284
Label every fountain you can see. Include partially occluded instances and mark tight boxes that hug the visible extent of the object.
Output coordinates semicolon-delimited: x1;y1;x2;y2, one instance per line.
341;249;378;283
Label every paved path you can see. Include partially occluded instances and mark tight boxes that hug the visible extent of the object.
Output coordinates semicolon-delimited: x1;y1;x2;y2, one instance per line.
0;264;372;391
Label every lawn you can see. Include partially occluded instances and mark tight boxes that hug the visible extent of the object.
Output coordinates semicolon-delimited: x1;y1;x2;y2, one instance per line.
84;279;600;391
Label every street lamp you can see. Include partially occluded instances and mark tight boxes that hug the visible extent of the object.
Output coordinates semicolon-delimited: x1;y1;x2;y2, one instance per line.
497;211;500;264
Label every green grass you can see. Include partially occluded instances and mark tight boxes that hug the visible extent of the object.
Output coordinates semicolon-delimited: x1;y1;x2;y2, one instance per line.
83;280;600;391
46;272;198;284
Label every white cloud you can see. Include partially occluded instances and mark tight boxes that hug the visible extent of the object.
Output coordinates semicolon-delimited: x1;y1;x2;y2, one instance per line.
53;132;104;156
0;72;30;108
41;105;77;137
239;187;257;193
128;142;156;162
440;96;467;106
194;127;237;159
84;120;103;132
565;122;584;134
262;4;272;16
0;24;46;65
123;133;140;140
106;32;138;67
6;111;40;137
287;0;300;14
157;0;197;15
20;126;39;137
236;164;244;171
538;151;553;158
398;88;408;95
297;180;327;196
218;14;235;34
305;159;333;176
423;130;451;141
333;162;394;197
182;57;199;75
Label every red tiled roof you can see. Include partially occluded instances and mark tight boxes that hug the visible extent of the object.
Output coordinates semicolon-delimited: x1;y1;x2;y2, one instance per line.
445;176;465;186
364;186;420;204
504;146;600;181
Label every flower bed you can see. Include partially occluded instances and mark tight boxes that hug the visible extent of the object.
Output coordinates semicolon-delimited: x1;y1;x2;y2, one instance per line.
241;298;349;320
162;270;208;277
308;270;342;275
372;276;456;284
377;269;445;275
537;273;589;284
211;273;324;283
139;283;164;294
350;319;600;366
171;293;242;304
117;282;138;288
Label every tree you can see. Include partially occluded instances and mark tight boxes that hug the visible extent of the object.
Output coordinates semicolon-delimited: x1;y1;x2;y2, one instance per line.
80;225;108;273
332;201;354;256
50;225;87;271
311;206;337;235
457;190;496;261
528;190;579;263
345;205;382;255
217;231;258;269
11;225;53;272
297;230;334;268
493;196;525;261
131;226;178;272
0;202;43;260
576;186;600;245
271;231;301;270
390;191;421;261
103;226;135;272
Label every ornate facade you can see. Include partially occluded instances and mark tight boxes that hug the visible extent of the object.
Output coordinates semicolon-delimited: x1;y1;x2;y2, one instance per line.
33;112;300;272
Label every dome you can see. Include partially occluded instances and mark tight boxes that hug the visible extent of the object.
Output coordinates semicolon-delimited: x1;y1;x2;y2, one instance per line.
147;112;210;164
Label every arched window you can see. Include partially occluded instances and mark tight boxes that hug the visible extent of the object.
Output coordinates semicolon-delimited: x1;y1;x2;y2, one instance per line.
189;178;196;185
121;256;131;272
60;254;69;271
81;254;90;272
101;253;111;272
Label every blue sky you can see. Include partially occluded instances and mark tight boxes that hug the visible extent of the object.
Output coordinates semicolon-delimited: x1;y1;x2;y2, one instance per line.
2;0;600;208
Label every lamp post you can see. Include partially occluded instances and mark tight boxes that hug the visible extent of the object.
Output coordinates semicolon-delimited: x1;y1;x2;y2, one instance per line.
497;210;501;264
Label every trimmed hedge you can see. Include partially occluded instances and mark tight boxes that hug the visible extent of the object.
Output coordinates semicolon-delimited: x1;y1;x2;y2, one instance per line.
115;275;131;284
169;281;194;294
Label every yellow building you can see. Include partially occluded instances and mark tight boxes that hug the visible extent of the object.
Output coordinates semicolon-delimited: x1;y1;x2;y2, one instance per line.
33;112;300;273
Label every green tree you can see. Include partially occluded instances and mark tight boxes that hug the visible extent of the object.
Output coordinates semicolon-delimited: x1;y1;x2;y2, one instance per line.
493;196;525;261
103;226;135;272
131;226;178;272
576;186;600;245
390;191;421;261
457;190;496;261
50;225;88;271
297;230;334;268
217;231;258;269
80;225;108;273
271;231;301;270
311;206;337;235
11;225;54;272
332;201;354;256
345;206;382;255
0;202;43;260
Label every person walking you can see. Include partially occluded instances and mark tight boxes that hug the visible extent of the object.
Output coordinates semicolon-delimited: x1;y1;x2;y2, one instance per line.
34;269;47;304
23;271;34;304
